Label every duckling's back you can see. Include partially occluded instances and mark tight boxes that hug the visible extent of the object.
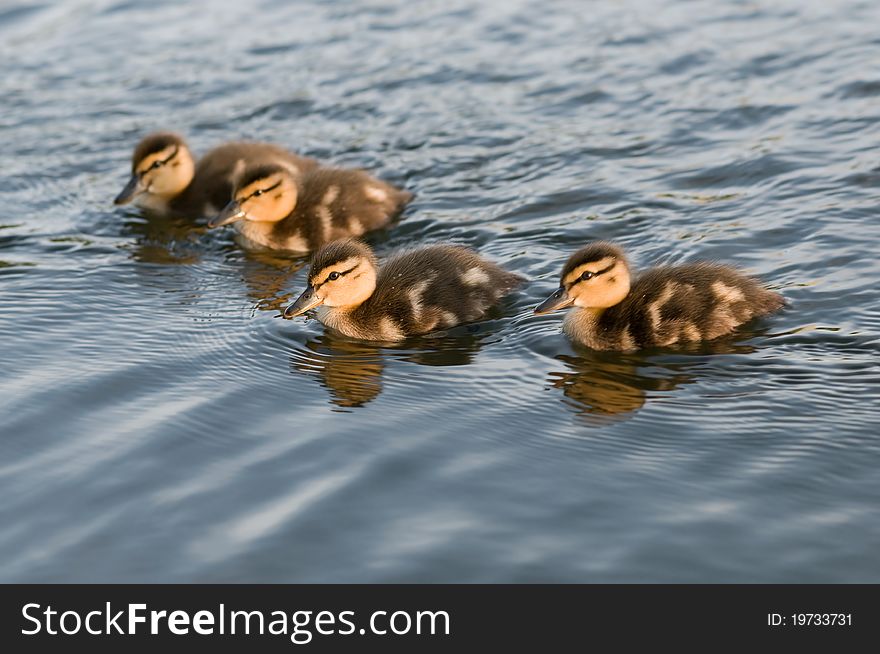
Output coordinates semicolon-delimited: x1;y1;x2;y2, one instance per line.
185;142;318;216
599;263;784;348
276;168;411;250
354;245;522;336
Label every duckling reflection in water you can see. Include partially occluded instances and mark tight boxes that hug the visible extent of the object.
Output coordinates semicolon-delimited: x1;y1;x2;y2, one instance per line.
238;252;309;313
550;335;765;420
209;162;412;252
115;132;317;218
122;211;205;265
290;331;484;409
284;239;524;341
535;241;784;351
556;354;651;417
291;335;385;409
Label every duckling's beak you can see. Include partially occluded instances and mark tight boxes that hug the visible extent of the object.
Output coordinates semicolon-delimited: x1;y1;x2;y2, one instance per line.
534;287;573;314
284;285;323;318
210;200;246;228
114;174;143;205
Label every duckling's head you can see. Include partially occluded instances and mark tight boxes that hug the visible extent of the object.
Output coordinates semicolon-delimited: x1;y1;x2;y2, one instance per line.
209;163;298;228
535;241;631;314
284;239;378;318
115;132;195;206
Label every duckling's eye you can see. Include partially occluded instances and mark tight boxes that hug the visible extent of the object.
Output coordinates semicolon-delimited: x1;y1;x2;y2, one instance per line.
580;271;594;281
253;189;264;197
148;161;162;171
328;271;340;281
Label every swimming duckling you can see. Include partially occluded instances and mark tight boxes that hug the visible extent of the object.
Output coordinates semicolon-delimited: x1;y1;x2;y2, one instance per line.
209;162;412;252
284;239;523;340
114;132;317;218
535;241;784;351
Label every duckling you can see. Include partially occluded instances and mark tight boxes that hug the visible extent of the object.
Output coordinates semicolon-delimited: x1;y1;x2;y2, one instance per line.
114;132;318;218
534;241;784;351
209;162;412;252
284;239;523;340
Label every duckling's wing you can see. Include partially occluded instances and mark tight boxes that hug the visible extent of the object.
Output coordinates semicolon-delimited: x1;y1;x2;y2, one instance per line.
294;168;412;245
334;170;412;228
612;264;782;346
192;142;318;213
364;246;520;334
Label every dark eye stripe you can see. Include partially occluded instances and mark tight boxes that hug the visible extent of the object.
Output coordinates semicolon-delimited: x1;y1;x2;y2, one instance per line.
138;146;179;176
159;146;179;165
246;179;282;201
569;261;616;287
314;264;358;287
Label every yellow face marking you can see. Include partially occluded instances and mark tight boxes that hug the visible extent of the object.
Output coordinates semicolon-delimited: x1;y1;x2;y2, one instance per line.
563;256;617;287
136;145;178;175
312;257;362;286
236;174;284;203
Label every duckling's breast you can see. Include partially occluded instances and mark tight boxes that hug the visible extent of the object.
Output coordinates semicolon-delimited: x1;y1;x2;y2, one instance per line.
316;306;406;341
134;193;172;214
234;220;309;252
563;309;635;350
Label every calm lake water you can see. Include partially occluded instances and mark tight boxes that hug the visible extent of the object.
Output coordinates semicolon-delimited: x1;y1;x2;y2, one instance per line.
1;0;878;582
